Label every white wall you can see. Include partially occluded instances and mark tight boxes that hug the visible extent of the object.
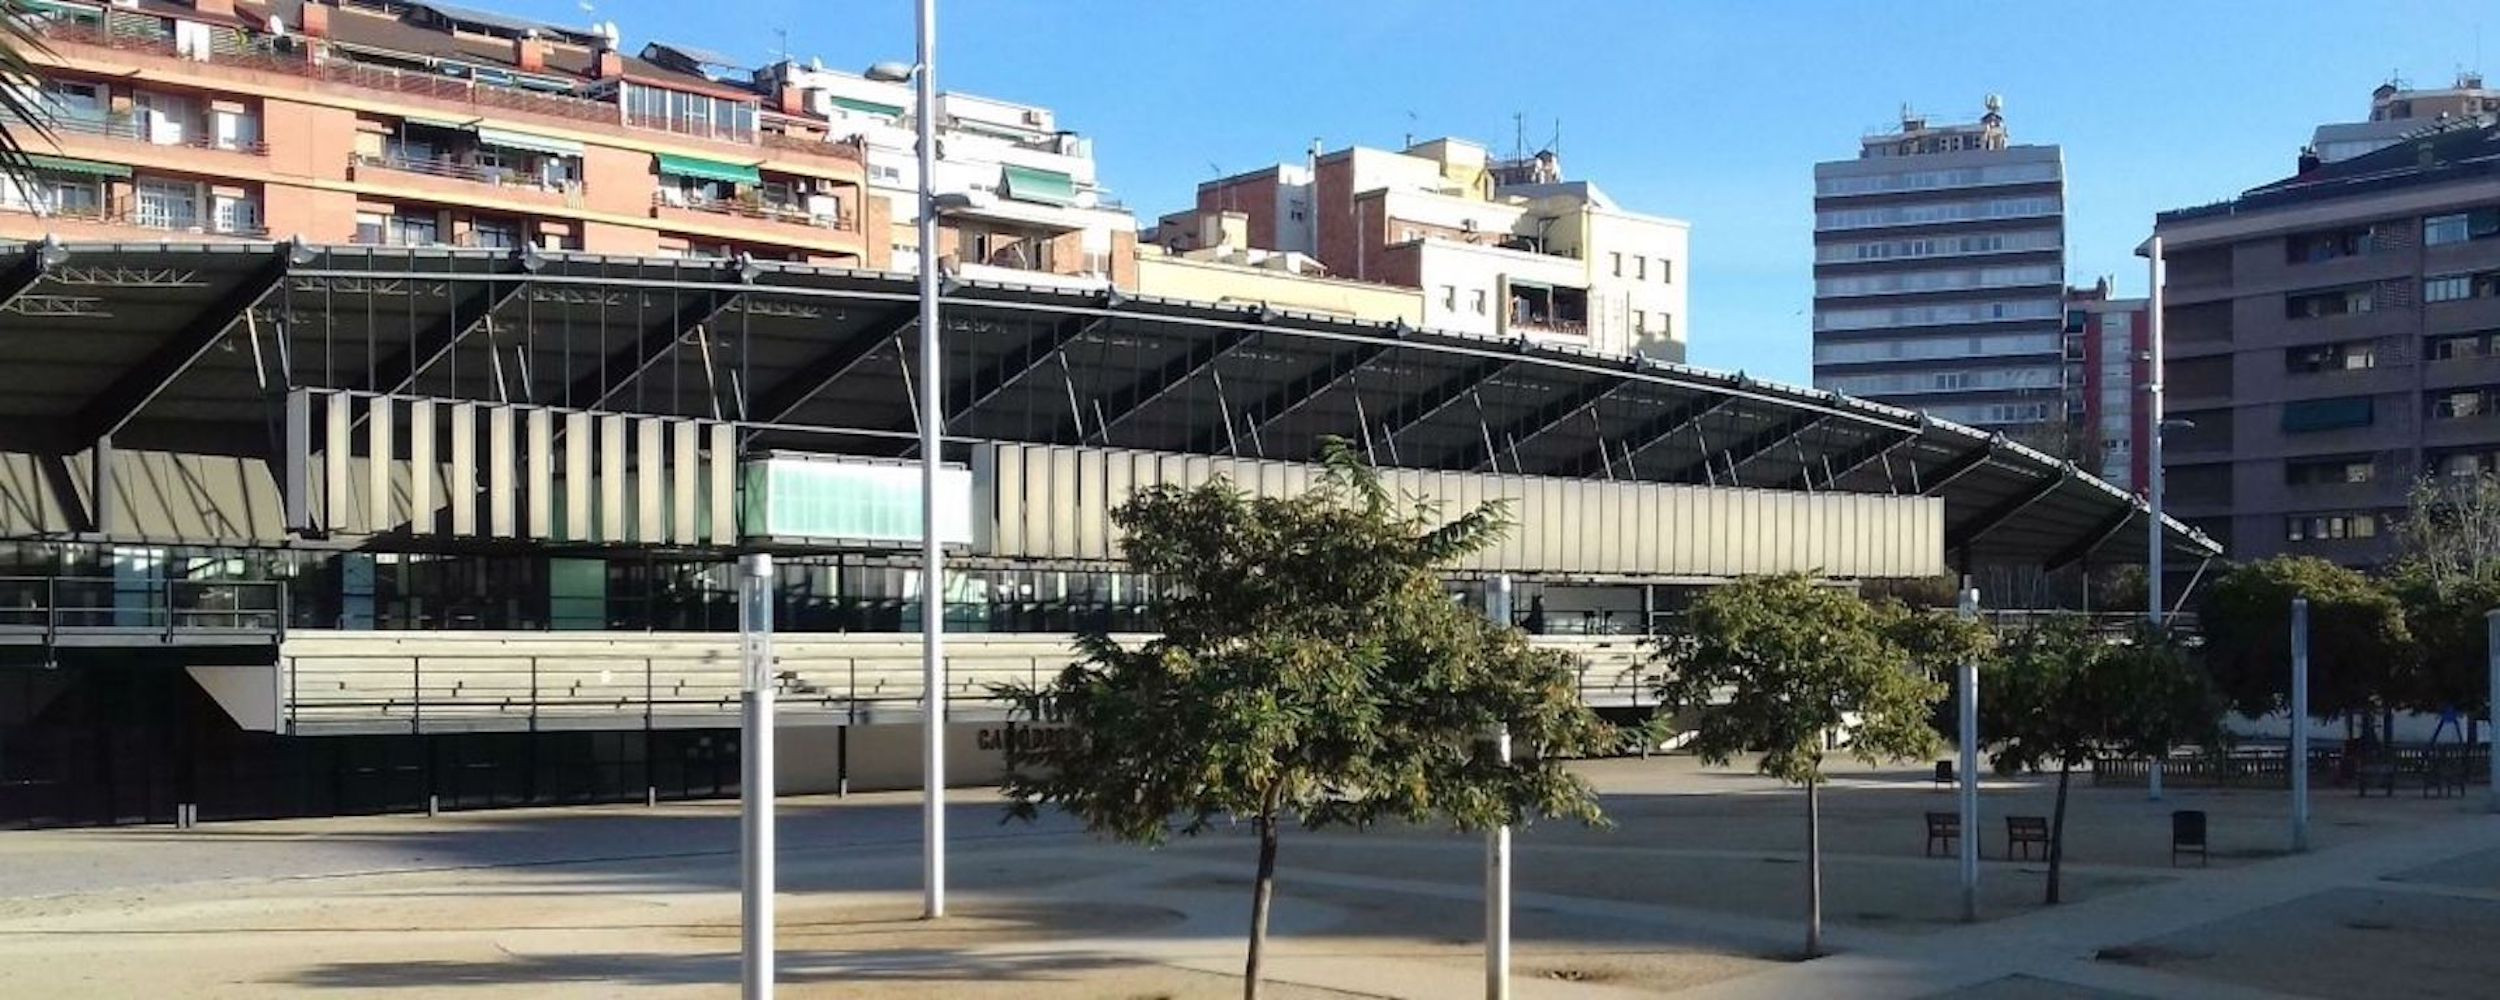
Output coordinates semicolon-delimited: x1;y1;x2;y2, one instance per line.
1413;239;1588;339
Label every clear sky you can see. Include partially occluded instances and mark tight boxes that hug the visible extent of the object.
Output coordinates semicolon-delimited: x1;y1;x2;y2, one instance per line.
510;0;2491;384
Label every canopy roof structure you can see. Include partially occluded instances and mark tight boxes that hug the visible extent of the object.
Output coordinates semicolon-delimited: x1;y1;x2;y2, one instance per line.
0;240;2218;570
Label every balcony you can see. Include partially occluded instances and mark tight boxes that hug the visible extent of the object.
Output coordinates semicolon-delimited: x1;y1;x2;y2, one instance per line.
0;197;266;239
347;152;583;210
0;576;283;648
652;190;839;228
49;112;267;156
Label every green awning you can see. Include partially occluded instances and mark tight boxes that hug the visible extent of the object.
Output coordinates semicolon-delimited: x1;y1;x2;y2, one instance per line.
830;95;905;118
25;154;129;178
656;152;760;186
475;127;582;157
1000;163;1078;206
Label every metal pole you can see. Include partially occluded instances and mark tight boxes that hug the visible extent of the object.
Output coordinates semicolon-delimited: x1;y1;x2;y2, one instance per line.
2145;234;2167;803
1485;574;1513;1000
738;552;776;999
2291;597;2310;851
2487;610;2499;814
913;0;949;922
1956;586;1980;922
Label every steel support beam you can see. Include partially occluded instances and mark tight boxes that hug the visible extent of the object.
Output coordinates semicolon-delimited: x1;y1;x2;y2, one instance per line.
360;278;532;396
1460;375;1626;472
1567;394;1731;479
1098;327;1260;446
747;303;920;425
1947;468;2071;553
1787;425;1919;491
70;255;289;447
2043;505;2140;572
1195;341;1392;454
0;241;60;314
1711;413;1828;485
1920;443;1997;496
1370;355;1514;453
951;314;1106;422
570;286;742;411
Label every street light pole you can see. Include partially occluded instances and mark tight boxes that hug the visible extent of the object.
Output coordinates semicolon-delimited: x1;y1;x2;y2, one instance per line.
2142;234;2168;803
911;0;948;921
738;552;776;999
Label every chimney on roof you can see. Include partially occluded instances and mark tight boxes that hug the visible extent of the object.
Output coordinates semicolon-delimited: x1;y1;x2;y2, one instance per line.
515;29;548;74
591;21;623;79
776;80;805;116
298;1;330;39
2296;145;2321;175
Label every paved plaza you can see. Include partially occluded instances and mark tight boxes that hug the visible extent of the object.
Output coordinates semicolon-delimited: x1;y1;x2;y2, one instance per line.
0;756;2494;998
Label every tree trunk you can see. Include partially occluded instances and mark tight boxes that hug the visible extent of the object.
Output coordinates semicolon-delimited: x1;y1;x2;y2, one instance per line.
2046;761;2071;906
1244;809;1280;1000
1804;779;1823;958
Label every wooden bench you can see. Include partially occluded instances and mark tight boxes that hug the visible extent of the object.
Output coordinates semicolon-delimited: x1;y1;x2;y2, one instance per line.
2006;815;2049;860
1925;811;1960;857
2423;750;2470;799
2171;809;2208;866
2357;756;2398;797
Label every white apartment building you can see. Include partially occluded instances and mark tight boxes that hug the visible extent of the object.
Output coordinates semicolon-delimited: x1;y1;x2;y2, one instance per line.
755;60;1137;290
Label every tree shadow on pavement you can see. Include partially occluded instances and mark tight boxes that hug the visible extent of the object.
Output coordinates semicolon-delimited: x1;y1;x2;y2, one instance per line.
283;946;1141;990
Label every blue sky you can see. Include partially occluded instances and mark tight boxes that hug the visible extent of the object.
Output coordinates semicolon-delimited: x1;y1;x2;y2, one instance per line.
513;0;2490;384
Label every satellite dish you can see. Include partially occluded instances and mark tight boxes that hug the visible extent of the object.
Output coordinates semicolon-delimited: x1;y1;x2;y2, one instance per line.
1984;93;2004;112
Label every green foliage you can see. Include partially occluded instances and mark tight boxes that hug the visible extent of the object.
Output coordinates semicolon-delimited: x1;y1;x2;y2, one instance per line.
1649;574;1947;785
2393;472;2500;587
2198;557;2409;718
1981;619;2223;773
997;439;1614;844
2386;570;2500;718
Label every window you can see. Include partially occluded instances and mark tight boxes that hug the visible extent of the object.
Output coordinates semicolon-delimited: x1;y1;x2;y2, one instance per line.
1287;199;1306;222
2285;513;2379;542
1610;252;1622;277
353;211;386;246
1634;256;1646;280
2286;227;2369;263
1469;289;1487;315
2434;388;2499;420
2424;209;2500;246
2;170;102;218
132;178;199;231
622;83;757;143
2284;287;2372;319
1439;285;1456;311
2285;341;2377;373
1659;259;1673;284
468;218;519;250
2428;274;2474;302
2431;332;2497;360
1631;309;1646;333
1934;371;1972;390
210;194;260;235
2285;457;2375;486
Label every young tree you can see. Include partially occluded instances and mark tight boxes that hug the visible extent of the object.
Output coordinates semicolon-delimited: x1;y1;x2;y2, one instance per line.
1981;619;2221;904
2394;472;2500;586
2198;557;2410;730
1650;574;1946;957
997;443;1613;1000
2390;473;2500;741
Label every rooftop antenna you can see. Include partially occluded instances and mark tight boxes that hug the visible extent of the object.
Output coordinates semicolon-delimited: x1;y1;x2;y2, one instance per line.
773;27;789;64
1404;110;1418;149
1512;112;1526;160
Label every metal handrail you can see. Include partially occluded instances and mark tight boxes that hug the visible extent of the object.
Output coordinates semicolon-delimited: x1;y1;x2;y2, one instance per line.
0;197;267;236
0;576;286;642
351;152;578;194
651;190;841;228
50;113;270;156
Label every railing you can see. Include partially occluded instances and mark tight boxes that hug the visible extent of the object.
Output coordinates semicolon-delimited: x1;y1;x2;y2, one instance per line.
0;197;267;237
350;152;578;195
2093;744;2490;788
0;576;285;644
50;113;269;156
624;110;754;146
758;129;865;163
653;190;841;229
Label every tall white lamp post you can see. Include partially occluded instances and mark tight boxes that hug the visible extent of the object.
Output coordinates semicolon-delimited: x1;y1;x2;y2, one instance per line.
2137;235;2168;801
738;552;777;998
867;0;948;921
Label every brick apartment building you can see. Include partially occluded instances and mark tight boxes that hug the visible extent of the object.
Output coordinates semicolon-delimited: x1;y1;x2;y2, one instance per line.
2152;118;2500;565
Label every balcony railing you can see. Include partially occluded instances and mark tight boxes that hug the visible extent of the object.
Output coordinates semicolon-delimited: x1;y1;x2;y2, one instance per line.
624;110;753;146
0;576;284;645
50;113;269;156
0;196;267;237
350;152;580;196
655;190;842;229
758;129;865;163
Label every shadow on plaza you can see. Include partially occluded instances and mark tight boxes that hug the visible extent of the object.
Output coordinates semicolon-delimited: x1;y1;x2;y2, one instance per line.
285;945;1140;990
